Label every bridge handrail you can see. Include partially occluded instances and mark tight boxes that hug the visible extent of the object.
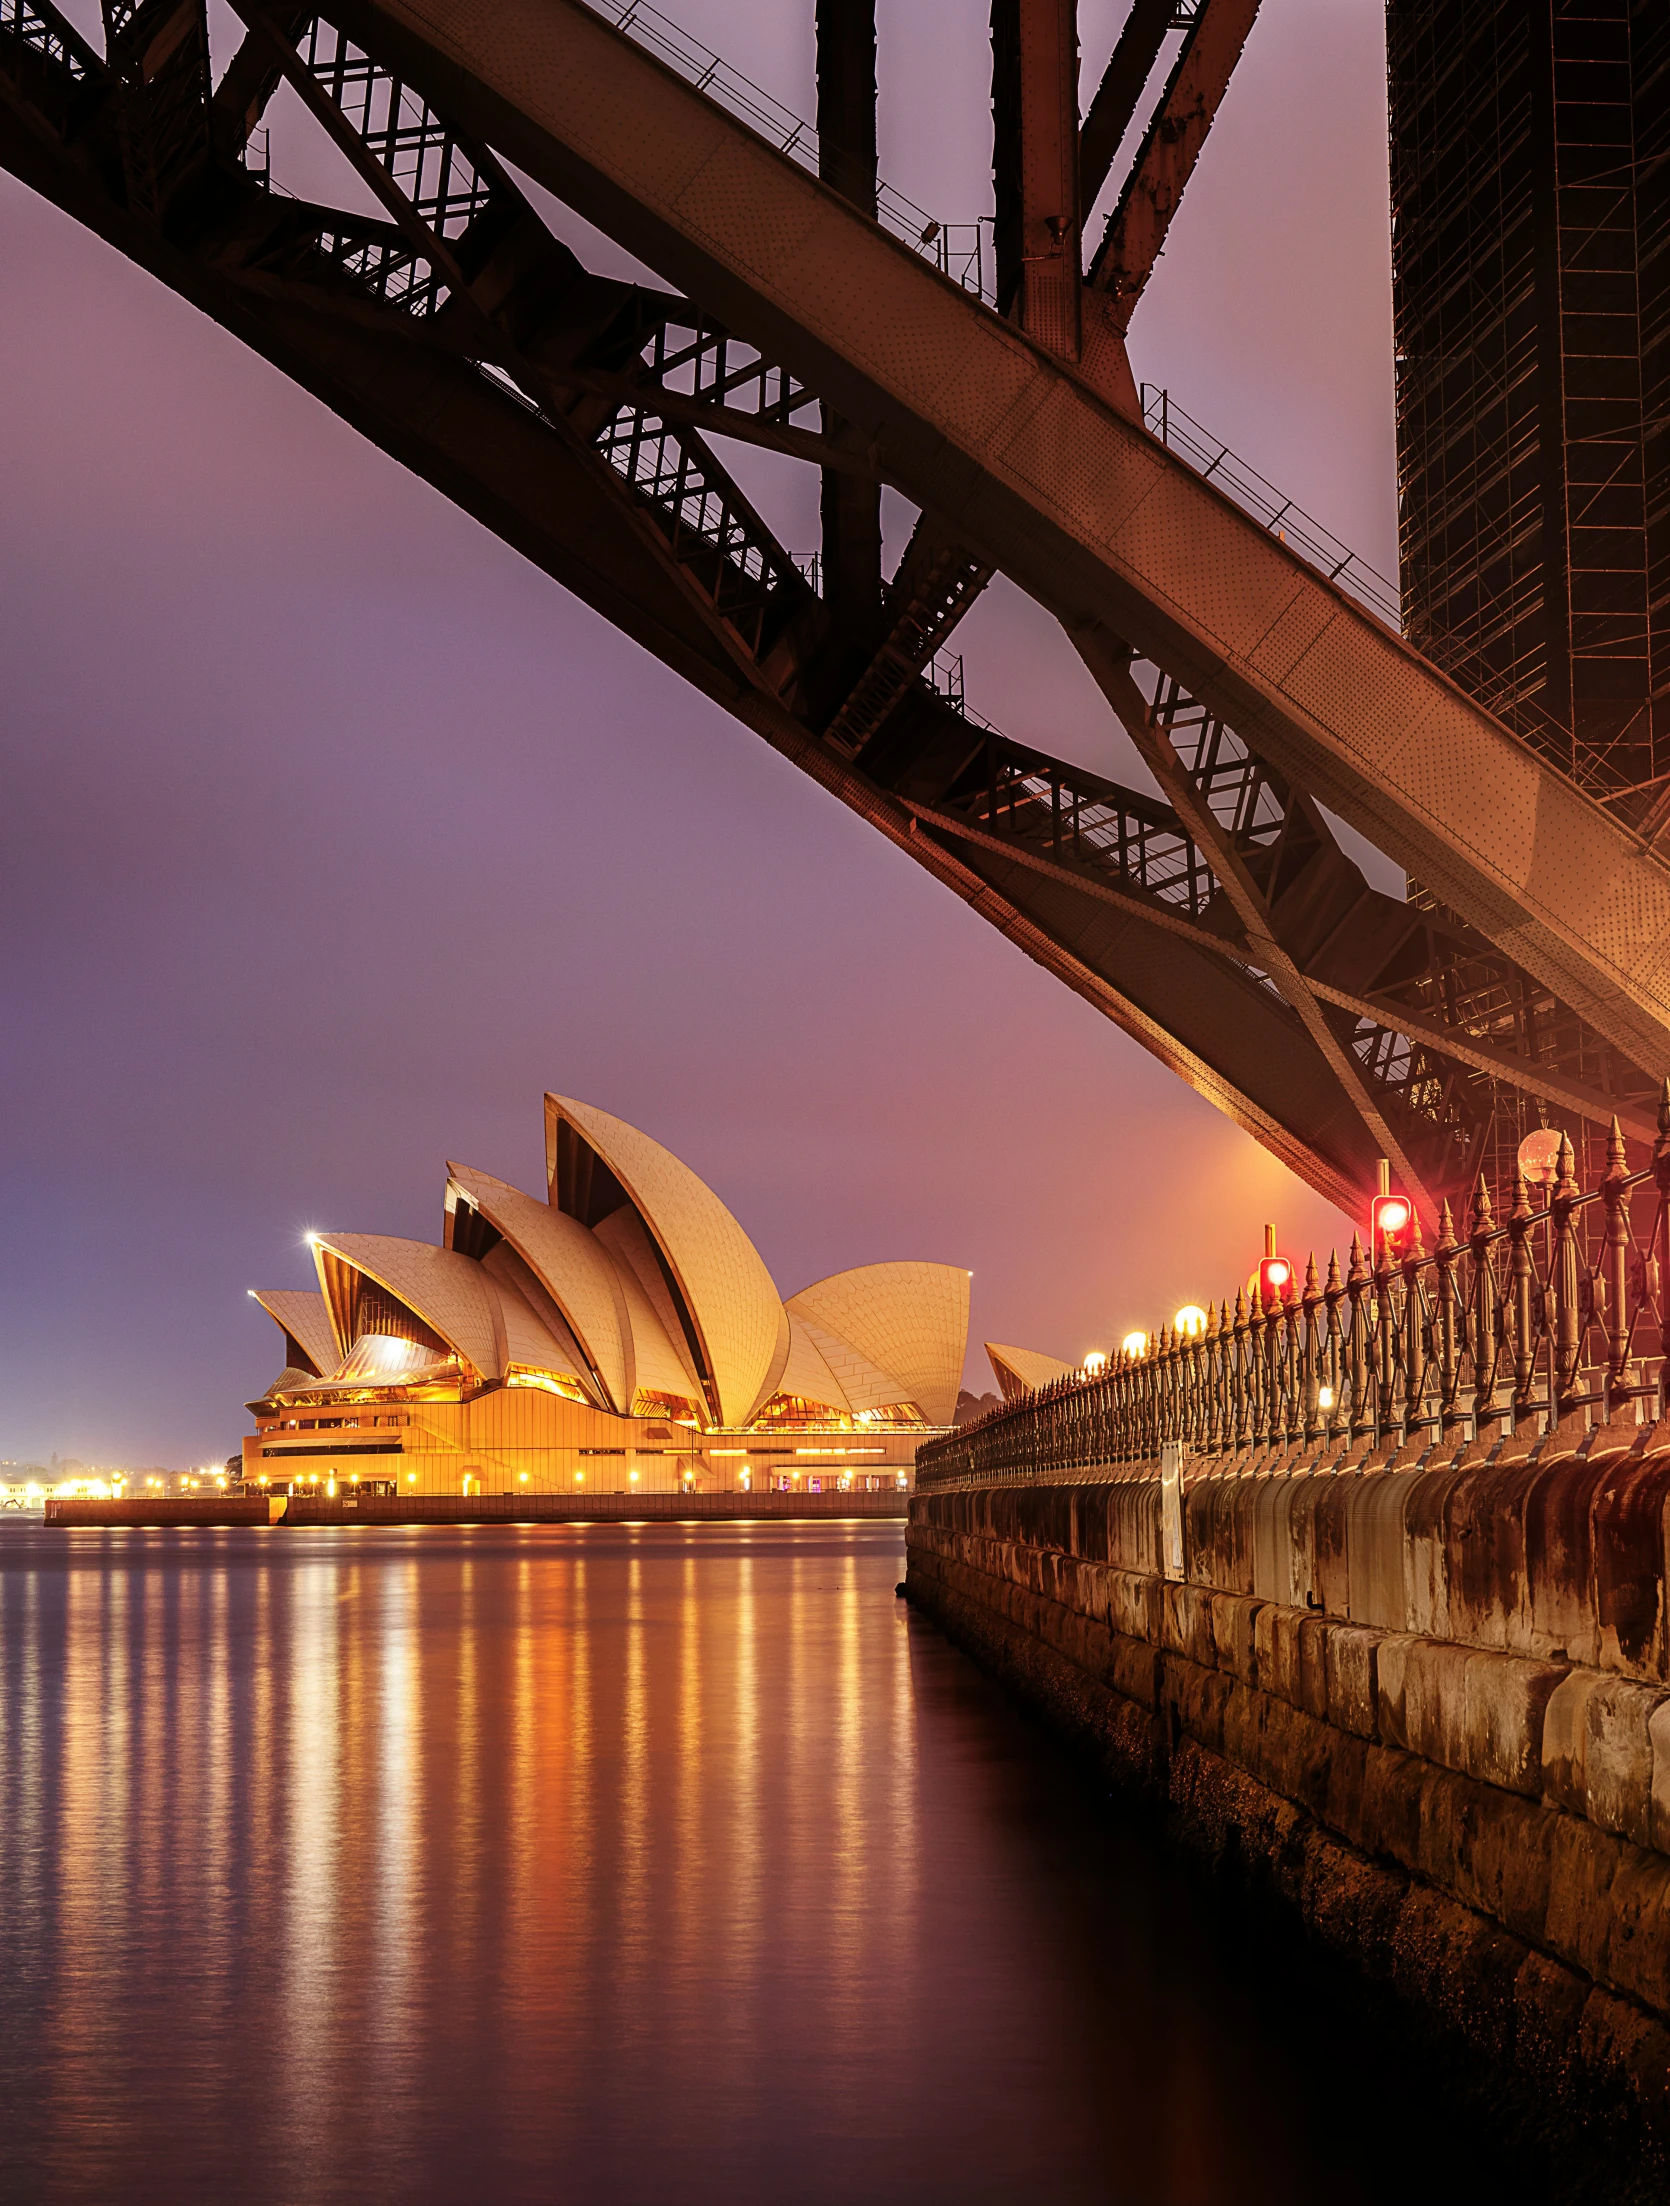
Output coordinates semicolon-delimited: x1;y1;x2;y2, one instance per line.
1139;384;1401;626
919;1116;1670;1486
586;0;991;300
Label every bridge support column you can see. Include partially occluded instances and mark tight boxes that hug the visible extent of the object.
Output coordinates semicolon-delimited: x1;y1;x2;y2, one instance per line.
991;0;1082;361
816;0;883;639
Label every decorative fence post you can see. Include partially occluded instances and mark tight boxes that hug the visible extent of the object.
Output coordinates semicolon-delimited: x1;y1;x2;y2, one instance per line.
1551;1132;1587;1425
1321;1250;1346;1444
1508;1166;1540;1430
1374;1220;1398;1444
1402;1206;1431;1447
1600;1116;1635;1421
1468;1176;1503;1443
1344;1234;1372;1446
1263;1282;1284;1449
1206;1301;1227;1453
1435;1200;1463;1442
1302;1254;1323;1444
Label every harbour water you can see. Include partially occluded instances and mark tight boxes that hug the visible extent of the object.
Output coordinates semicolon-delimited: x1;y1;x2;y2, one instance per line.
0;1521;1514;2205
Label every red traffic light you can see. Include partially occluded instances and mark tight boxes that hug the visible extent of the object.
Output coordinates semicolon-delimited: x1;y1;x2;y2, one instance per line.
1372;1193;1413;1249
1257;1253;1294;1306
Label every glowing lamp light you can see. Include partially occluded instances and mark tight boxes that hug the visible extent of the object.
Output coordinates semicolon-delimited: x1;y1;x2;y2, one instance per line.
1174;1305;1208;1339
1318;1384;1336;1412
1372;1192;1414;1255
1518;1128;1563;1186
1121;1330;1149;1359
1082;1350;1108;1377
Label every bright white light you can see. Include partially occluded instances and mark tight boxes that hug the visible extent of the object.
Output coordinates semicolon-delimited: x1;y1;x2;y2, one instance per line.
1174;1305;1208;1338
1517;1129;1562;1185
304;1232;321;1248
1318;1385;1336;1411
1121;1330;1148;1359
1082;1350;1108;1377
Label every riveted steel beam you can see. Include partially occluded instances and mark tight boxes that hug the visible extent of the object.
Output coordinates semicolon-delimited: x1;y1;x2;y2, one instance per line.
1086;0;1261;336
2;0;1663;1215
320;0;1670;1089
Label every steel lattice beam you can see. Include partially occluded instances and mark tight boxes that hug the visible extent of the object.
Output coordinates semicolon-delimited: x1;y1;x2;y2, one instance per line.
293;0;1670;1089
3;0;1666;1221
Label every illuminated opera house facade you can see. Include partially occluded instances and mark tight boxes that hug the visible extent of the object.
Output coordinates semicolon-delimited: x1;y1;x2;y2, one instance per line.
243;1094;974;1498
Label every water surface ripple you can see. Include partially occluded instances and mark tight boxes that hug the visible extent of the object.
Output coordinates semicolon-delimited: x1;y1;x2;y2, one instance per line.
0;1522;1509;2204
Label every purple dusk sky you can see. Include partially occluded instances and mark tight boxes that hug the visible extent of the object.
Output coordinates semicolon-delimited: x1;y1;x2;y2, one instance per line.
1;1;1398;1468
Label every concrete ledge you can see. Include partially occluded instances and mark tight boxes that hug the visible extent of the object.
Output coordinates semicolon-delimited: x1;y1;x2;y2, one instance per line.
42;1498;272;1528
46;1492;908;1528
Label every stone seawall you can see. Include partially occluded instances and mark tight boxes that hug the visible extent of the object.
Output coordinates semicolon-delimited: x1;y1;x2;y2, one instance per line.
907;1432;1670;2201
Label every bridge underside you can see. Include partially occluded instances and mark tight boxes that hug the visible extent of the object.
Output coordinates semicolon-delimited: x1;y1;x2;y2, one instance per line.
5;0;1669;1219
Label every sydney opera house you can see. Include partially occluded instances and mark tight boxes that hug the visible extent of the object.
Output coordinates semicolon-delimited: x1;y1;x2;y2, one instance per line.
242;1094;983;1498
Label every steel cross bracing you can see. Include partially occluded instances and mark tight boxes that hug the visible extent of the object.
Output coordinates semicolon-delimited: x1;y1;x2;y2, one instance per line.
3;0;1667;1218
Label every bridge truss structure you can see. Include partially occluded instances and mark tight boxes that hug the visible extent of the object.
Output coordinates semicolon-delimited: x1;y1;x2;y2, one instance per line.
5;0;1670;1223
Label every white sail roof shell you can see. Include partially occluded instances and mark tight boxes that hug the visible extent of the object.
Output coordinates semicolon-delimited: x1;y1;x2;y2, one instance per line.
312;1233;502;1382
591;1212;707;1408
986;1341;1075;1400
774;1316;851;1413
547;1095;785;1427
482;1256;592;1384
251;1289;338;1377
449;1162;632;1409
786;1262;970;1427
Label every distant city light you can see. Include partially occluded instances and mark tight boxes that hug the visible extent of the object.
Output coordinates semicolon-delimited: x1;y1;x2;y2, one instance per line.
1174;1305;1208;1338
1121;1330;1148;1358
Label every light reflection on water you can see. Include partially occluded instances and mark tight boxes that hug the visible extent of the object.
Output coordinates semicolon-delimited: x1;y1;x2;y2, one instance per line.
0;1522;1508;2206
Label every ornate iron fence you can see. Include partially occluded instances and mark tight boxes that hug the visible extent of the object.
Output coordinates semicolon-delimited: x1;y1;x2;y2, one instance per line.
919;1103;1670;1487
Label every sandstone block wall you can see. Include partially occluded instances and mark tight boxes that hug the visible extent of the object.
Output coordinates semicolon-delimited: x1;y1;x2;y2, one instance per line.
907;1430;1670;2200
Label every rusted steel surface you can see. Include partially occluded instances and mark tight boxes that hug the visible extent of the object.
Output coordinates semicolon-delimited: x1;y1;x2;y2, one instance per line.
1086;0;1262;336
